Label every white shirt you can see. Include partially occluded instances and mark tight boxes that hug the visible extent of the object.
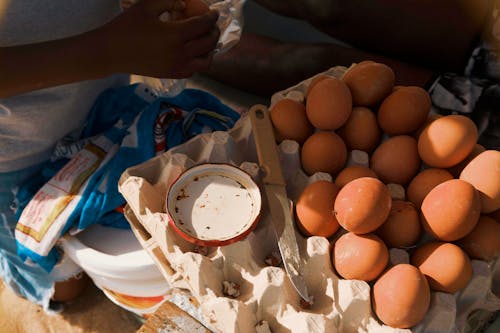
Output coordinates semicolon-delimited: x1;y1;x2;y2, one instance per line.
0;0;129;172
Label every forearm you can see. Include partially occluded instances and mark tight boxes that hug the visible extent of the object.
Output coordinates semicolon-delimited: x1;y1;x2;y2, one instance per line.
319;0;493;71
0;0;221;99
206;33;433;97
0;28;112;98
253;0;494;72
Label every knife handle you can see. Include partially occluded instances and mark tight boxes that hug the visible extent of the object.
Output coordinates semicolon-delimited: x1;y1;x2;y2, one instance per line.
249;105;286;186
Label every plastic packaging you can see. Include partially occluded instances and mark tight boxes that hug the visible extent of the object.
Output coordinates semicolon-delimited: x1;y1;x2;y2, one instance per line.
160;0;247;96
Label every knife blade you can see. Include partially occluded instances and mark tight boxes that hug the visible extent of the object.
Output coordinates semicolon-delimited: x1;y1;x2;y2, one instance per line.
249;105;311;303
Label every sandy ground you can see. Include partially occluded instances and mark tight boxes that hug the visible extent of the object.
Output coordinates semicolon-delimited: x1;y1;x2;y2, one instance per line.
0;280;142;333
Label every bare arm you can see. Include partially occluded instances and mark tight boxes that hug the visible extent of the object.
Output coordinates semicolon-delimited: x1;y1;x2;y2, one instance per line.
206;33;434;97
254;0;494;72
0;29;111;98
0;0;220;98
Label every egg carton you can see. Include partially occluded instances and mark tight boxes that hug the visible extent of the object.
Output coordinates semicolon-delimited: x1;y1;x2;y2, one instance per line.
118;66;500;333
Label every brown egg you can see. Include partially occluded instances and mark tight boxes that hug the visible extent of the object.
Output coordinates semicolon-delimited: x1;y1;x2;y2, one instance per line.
296;181;340;237
377;200;421;248
342;61;395;106
418;115;478;168
448;144;485;177
407;168;454;208
177;0;210;18
270;98;313;144
334;166;378;188
414;113;443;139
421;179;481;241
306;77;352;130
411;241;473;293
457;215;500;261
377;86;431;135
370;135;421;185
337;107;381;152
332;232;388;281
301;131;347;176
306;74;329;95
334;177;392;234
372;264;430;329
460;150;500;213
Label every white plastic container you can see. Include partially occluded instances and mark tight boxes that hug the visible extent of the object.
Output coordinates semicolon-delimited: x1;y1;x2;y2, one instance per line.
61;224;170;316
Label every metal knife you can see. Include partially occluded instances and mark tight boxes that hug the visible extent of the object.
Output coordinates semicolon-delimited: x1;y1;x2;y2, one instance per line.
249;105;311;303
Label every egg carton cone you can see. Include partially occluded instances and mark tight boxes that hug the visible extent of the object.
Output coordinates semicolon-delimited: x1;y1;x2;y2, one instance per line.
118;65;500;333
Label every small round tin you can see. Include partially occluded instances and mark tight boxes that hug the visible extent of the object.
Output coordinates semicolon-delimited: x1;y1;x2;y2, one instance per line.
166;163;262;247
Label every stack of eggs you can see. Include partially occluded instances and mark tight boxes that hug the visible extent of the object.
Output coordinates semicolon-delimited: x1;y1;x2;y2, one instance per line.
269;61;500;329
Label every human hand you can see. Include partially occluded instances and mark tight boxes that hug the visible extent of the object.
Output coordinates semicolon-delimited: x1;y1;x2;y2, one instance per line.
101;0;220;78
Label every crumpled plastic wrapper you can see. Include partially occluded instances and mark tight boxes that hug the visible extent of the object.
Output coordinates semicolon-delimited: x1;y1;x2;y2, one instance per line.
119;66;500;333
161;0;246;95
206;0;245;54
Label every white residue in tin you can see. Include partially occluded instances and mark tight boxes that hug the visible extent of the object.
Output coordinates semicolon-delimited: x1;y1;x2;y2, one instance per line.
172;173;256;241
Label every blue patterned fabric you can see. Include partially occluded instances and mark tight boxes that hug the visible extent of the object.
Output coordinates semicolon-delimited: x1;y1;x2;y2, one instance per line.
1;83;239;308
